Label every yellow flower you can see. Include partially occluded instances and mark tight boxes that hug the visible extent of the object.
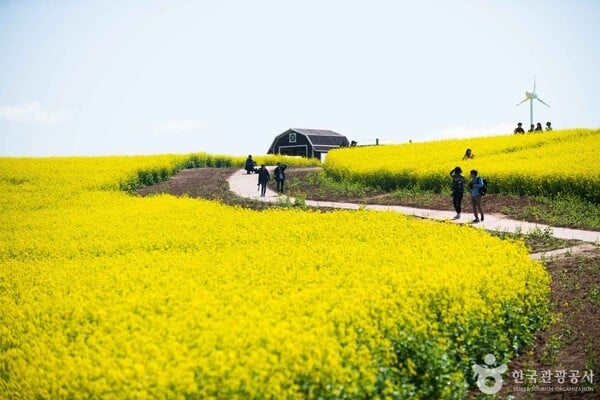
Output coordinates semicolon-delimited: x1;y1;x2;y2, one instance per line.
326;128;600;202
0;153;550;399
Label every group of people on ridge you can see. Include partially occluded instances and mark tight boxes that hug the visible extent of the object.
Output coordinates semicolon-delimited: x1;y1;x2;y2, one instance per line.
514;121;552;134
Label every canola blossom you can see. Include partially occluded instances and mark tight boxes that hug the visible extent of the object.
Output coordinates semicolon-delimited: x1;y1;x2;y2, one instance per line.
1;155;549;399
325;128;600;202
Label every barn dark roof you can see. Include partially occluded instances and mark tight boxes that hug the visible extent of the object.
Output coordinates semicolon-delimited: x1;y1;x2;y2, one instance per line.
270;129;346;148
267;128;349;157
293;129;345;146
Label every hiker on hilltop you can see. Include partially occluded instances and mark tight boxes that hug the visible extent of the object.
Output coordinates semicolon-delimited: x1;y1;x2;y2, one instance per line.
450;166;465;220
514;122;525;134
273;162;287;194
462;148;474;160
245;155;257;174
257;165;270;197
469;169;485;223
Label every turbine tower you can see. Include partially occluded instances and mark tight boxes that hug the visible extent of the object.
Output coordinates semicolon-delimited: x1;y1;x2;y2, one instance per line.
517;77;550;128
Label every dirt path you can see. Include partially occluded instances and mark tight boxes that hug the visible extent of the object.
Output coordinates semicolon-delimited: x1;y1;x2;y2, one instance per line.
228;168;600;243
136;167;274;209
137;168;237;199
136;167;600;244
494;248;600;399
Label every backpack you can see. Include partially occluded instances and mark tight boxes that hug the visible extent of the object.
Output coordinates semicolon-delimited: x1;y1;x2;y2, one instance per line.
479;177;488;196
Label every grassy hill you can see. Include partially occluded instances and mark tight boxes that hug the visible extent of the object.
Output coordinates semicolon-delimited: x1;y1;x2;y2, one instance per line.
325;128;600;203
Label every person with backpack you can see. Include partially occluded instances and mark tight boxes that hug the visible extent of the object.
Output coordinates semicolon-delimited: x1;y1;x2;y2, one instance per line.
468;169;485;223
273;162;287;194
257;165;270;197
450;166;465;220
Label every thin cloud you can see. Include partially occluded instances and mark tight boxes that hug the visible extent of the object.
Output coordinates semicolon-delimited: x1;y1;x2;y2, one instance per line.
153;119;205;136
0;101;73;125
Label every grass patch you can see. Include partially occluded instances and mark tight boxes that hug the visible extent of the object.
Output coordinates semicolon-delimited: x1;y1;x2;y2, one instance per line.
490;226;582;253
385;188;445;207
507;193;600;231
276;169;381;201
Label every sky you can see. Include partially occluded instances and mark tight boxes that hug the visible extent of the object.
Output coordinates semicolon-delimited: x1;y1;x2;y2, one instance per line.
1;0;599;157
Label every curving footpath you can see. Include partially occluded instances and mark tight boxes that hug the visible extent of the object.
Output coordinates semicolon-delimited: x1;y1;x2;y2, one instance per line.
228;168;600;244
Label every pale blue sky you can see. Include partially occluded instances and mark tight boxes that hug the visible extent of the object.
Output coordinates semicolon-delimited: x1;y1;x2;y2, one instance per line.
1;0;599;156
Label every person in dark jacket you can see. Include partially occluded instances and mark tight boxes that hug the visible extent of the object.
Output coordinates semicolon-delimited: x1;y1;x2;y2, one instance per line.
535;122;543;131
514;122;525;134
257;165;270;197
273;162;287;194
245;155;256;174
450;166;465;220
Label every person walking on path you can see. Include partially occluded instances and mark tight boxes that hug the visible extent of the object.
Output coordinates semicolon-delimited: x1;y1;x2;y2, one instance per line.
257;165;270;197
273;162;287;194
450;166;465;220
469;169;485;223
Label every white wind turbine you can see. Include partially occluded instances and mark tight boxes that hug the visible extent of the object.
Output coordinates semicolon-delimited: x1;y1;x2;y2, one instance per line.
517;77;550;129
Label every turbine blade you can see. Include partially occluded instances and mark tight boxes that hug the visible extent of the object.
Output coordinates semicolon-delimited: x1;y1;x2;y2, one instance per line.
537;98;550;107
517;98;529;106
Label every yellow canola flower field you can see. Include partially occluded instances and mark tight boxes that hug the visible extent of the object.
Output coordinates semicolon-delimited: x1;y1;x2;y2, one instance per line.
1;155;549;399
325;128;600;202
